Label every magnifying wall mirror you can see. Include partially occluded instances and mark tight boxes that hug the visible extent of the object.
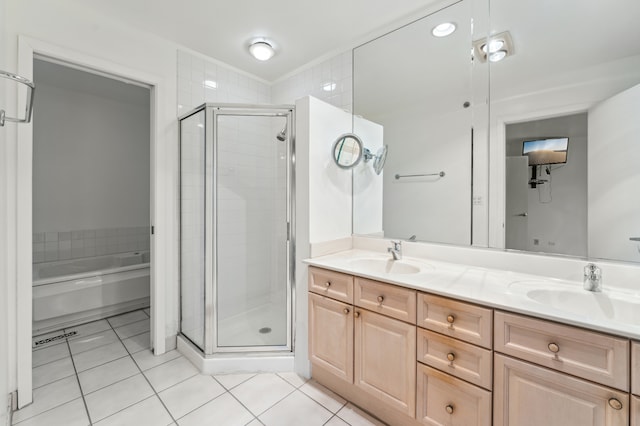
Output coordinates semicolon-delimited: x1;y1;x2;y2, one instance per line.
332;133;364;169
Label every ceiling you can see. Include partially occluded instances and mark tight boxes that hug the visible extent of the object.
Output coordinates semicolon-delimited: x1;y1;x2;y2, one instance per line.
72;0;441;82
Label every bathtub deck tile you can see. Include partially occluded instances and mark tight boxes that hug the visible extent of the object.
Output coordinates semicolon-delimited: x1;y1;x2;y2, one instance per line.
107;310;148;329
114;319;150;340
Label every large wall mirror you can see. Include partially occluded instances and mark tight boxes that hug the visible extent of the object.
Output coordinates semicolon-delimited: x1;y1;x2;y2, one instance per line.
352;0;640;264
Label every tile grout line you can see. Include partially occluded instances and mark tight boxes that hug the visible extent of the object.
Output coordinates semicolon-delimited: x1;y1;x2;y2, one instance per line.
107;312;179;425
65;336;94;425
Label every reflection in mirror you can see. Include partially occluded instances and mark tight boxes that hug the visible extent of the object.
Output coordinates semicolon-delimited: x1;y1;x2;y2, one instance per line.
353;0;479;245
490;0;640;263
332;133;363;169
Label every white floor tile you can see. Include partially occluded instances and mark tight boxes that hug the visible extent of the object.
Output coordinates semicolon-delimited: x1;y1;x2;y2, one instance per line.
159;375;225;419
325;416;350;425
72;341;128;372
230;373;295;416
277;371;308;388
68;329;119;355
13;398;89;426
32;342;70;368
114;319;150;339
299;380;347;414
84;374;154;423
121;332;150;353
259;390;333;426
177;393;254;426
12;376;81;423
78;356;140;394
213;373;256;390
107;310;149;329
32;356;75;389
337;404;386;426
132;349;182;371
94;395;173;426
66;320;111;338
144;357;198;392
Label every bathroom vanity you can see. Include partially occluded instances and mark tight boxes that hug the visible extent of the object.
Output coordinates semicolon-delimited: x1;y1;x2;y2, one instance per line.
306;252;640;426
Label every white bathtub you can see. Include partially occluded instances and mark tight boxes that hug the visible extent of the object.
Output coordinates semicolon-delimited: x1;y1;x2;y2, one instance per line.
33;252;150;334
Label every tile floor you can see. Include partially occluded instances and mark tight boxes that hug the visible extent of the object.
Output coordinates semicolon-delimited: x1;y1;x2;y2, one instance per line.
17;309;387;426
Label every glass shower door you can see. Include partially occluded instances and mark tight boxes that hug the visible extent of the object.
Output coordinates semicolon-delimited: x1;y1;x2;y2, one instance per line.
214;110;292;350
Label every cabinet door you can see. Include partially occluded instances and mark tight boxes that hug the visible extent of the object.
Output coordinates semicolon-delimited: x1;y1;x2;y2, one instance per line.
308;293;353;383
354;309;416;417
494;354;629;426
633;396;640;426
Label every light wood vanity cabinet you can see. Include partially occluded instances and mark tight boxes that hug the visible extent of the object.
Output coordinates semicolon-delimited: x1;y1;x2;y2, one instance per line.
494;354;629;426
309;266;638;426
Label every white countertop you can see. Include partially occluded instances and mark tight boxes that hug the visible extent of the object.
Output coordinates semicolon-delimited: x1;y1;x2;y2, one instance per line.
305;249;640;341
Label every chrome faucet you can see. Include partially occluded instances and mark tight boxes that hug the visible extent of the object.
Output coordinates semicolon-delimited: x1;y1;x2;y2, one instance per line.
583;263;602;292
388;240;402;260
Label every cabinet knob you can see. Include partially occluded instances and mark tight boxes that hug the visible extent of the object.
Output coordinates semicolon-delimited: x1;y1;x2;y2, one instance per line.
548;342;560;354
446;314;455;324
445;404;454;414
354;311;360;318
325;281;331;287
446;352;456;362
608;398;623;410
343;308;349;315
377;295;384;303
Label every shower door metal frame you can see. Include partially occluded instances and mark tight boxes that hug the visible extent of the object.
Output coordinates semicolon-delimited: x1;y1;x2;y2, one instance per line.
204;104;295;355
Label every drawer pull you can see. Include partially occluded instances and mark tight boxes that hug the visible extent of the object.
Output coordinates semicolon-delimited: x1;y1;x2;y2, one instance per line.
354;311;360;318
325;281;331;287
446;314;455;324
445;404;454;414
608;398;623;410
377;295;384;303
343;308;349;315
446;352;456;362
547;342;560;353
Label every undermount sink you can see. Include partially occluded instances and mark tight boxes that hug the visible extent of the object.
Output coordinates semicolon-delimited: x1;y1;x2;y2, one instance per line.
525;288;640;323
350;258;425;275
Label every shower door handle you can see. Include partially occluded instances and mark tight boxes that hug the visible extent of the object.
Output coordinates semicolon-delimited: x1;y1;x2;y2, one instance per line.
515;212;528;217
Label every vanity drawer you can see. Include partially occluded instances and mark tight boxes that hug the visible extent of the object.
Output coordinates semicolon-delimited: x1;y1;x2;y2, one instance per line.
494;311;629;390
309;267;353;304
417;363;491;426
417;328;492;390
633;341;640;395
417;293;492;349
354;277;416;324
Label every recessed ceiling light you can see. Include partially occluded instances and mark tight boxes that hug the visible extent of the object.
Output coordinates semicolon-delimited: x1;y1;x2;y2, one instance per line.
489;50;507;62
204;80;217;89
249;41;275;61
322;82;337;92
432;22;456;37
481;39;504;54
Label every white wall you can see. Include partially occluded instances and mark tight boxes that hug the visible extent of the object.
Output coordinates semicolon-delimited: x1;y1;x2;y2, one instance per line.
32;63;150;233
353;116;384;236
505;113;588;257
589;84;640;262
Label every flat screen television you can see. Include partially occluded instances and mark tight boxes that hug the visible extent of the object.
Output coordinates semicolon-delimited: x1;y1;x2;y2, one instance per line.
522;137;569;166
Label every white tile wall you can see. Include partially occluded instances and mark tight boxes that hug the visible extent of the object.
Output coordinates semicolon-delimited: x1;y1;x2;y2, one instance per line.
33;227;150;263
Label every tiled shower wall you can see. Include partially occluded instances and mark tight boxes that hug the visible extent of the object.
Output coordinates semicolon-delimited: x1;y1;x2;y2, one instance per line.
33;227;150;263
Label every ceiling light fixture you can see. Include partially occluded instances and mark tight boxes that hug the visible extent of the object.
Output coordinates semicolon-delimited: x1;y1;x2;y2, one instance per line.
472;31;515;63
432;22;457;37
249;40;275;61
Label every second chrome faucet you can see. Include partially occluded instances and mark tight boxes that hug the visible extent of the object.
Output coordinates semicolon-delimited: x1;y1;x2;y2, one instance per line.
388;240;402;260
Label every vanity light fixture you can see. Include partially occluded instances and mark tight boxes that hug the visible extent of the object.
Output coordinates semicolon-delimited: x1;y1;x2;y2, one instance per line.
248;40;276;61
432;22;457;37
472;31;514;63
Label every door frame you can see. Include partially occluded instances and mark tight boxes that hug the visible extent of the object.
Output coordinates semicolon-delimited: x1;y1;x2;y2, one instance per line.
16;35;166;408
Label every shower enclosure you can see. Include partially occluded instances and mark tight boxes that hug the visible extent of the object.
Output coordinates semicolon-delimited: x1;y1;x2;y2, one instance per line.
179;104;294;356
